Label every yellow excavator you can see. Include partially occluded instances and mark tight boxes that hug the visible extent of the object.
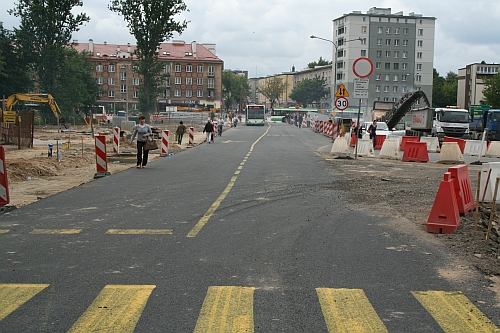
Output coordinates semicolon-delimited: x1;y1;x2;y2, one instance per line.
1;93;62;124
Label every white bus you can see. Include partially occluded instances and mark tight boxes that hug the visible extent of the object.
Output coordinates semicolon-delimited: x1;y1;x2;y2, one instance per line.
246;105;266;125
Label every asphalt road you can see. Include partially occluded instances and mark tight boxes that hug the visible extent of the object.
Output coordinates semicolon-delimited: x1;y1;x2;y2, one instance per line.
0;123;499;332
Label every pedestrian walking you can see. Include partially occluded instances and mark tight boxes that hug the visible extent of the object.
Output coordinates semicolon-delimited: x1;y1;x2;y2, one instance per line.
218;117;224;136
298;114;303;129
175;121;186;144
203;119;214;143
233;117;238;127
368;120;378;148
130;115;152;168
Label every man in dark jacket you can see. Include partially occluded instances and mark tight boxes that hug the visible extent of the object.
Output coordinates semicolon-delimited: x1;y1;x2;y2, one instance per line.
203;119;214;143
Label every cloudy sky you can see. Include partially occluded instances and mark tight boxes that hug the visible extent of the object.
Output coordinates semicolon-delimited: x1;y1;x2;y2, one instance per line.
1;0;499;78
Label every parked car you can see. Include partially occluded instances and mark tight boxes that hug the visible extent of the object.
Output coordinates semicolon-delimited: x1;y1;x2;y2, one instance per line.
361;121;405;137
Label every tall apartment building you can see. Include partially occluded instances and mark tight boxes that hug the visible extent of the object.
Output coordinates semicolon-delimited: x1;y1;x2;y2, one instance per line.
72;39;223;113
333;7;435;116
457;63;499;110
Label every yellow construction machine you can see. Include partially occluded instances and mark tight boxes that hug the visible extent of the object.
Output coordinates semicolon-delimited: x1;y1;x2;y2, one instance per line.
1;93;61;123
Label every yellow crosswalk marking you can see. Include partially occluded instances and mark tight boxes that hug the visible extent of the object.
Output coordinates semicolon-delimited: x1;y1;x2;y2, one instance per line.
193;286;255;333
31;229;82;234
105;229;173;235
412;291;500;332
316;288;388;333
0;230;9;234
0;284;49;321
68;285;155;333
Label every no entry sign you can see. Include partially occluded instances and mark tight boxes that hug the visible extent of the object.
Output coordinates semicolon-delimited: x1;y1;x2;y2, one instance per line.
352;57;374;78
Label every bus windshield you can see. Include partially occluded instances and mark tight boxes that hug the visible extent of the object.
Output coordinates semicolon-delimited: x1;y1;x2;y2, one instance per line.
246;105;265;119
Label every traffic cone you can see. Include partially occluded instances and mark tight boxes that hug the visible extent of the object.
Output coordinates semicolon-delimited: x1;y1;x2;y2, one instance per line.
426;172;460;234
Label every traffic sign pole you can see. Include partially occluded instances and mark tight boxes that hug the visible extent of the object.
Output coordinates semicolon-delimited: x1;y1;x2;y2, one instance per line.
353;57;374;160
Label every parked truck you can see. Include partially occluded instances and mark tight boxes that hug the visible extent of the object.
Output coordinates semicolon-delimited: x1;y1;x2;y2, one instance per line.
470;109;500;140
406;107;470;141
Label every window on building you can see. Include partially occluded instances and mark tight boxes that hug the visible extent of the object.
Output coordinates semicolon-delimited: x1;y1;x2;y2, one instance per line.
393;86;398;92
96;77;103;85
197;90;203;98
385;51;391;57
363;17;366;22
164;65;170;74
133;78;140;85
385;62;391;69
197;78;203;85
361;50;367;56
197;65;203;73
416;64;422;71
109;65;115;72
133;91;139;98
174;89;181;97
384;97;389;101
386;27;391;34
186;77;192;85
208;66;215;76
120;65;127;69
402;74;408;81
175;64;182;72
375;85;381;92
417;40;423;47
393;74;399;81
361;38;367;45
386;39;391;46
376;50;382;58
96;64;103;72
186;65;193;72
416;75;422;82
395;28;400;35
385;74;390;81
108;90;115;98
375;62;381;69
133;65;138;72
377;38;382;45
402;63;408;70
377;27;383;34
394;51;399;58
109;77;115;85
394;39;400;46
403;28;409;35
175;77;181;85
120;72;126;81
165;78;170;87
384;86;389;92
186;90;192;97
402;86;407;93
120;85;127;93
361;26;367;33
208;78;215;88
376;74;381;80
402;51;408;58
403;40;408;46
418;29;423;36
417;52;423;59
394;63;399;70
208;90;214;98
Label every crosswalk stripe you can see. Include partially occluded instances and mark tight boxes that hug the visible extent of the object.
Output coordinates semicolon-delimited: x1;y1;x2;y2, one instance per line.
105;229;173;235
67;285;155;333
0;284;49;321
316;288;388;333
193;286;255;333
31;229;82;234
412;290;500;332
0;229;9;234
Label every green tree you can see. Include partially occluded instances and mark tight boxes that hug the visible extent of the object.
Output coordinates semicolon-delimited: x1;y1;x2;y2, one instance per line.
432;69;458;107
483;74;500;108
258;77;287;110
222;71;250;112
110;0;188;121
9;0;89;95
289;77;329;106
308;56;332;69
0;23;33;96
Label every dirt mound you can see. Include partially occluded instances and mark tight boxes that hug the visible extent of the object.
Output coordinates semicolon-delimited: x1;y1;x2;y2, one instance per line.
7;159;61;182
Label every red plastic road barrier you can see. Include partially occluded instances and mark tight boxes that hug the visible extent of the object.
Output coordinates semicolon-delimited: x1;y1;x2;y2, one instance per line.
402;142;429;162
375;135;386;150
95;135;108;173
189;127;194;146
399;136;420;151
161;130;169;156
0;146;10;206
427;172;460;234
444;136;466;154
350;133;356;147
113;127;120;153
448;164;474;215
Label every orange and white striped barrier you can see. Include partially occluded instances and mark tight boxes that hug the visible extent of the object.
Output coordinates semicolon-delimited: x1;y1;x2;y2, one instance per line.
94;135;110;179
189;127;195;146
0;146;10;207
113;127;120;154
302;117;307;127
161;130;169;156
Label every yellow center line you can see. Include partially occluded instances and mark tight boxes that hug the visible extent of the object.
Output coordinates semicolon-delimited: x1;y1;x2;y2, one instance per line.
193;286;255;333
0;284;50;321
106;229;173;235
0;229;9;234
68;285;156;333
412;290;500;332
187;124;271;238
31;229;82;235
316;288;388;333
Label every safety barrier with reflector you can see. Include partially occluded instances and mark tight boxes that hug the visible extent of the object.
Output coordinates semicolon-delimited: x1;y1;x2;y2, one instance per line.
94;135;110;179
113;127;120;154
161;130;169;156
402;142;429;163
443;136;466;154
427;172;460;234
378;139;401;160
189;127;195;146
420;137;440;153
0;147;10;207
448;164;474;215
437;142;465;164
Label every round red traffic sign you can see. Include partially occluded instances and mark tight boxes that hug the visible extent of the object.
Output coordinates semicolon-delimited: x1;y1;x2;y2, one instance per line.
352;57;374;78
295;104;300;109
335;97;349;110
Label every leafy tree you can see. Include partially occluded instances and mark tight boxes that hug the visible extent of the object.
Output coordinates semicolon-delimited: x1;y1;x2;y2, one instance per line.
0;23;33;96
258;77;287;110
432;69;458;107
483;74;500;109
110;0;188;121
9;0;89;95
308;56;332;69
289;77;329;106
222;71;250;112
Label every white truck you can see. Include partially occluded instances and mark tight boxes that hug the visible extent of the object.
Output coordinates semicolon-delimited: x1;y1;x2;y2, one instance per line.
407;107;470;141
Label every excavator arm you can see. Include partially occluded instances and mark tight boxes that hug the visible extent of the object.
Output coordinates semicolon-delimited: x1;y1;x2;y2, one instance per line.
384;90;431;129
4;93;61;119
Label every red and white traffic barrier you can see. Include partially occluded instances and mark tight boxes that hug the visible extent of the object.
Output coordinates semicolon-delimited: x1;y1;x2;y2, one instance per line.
161;130;169;156
332;124;339;139
189;127;195;146
302;117;307;127
0;146;10;207
94;135;110;179
113;127;120;154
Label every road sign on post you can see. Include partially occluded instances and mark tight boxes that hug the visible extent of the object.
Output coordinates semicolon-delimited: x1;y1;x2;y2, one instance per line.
352;57;374;160
335;84;350;97
335;97;349;110
352;57;374;78
353;78;369;99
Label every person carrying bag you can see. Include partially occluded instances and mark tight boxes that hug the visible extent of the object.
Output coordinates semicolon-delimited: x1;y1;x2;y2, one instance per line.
130;115;154;168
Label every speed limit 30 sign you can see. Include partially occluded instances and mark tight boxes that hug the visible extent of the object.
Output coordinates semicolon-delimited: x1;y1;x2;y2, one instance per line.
335;97;349;110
